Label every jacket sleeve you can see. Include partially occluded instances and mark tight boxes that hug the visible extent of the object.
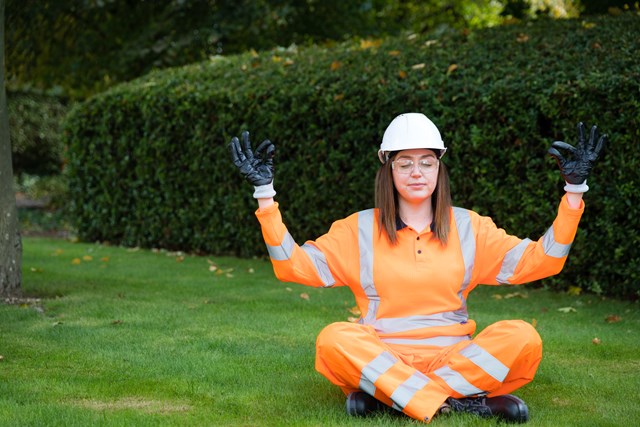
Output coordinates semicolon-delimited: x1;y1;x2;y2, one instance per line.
255;202;354;288
472;194;584;285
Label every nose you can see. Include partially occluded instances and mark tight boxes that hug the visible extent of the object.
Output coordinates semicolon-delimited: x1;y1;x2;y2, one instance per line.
410;164;423;176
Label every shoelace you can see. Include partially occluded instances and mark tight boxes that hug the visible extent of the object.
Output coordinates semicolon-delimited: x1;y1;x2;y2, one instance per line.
445;397;493;417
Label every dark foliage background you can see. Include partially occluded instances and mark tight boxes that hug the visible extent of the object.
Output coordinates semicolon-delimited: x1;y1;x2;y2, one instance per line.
64;14;639;298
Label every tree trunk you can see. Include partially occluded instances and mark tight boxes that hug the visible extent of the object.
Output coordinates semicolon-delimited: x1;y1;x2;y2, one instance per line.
0;0;22;298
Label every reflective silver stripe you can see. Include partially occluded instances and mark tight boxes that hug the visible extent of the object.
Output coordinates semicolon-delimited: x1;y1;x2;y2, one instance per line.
359;351;397;396
434;365;484;396
358;209;379;324
382;335;471;347
459;343;509;382
371;312;469;334
542;226;572;258
301;243;336;287
266;232;296;261
496;238;532;284
390;371;430;410
452;207;475;292
452;207;475;319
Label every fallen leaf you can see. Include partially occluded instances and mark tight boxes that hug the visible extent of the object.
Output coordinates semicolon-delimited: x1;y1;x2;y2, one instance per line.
592;337;601;345
300;293;310;301
516;33;529;43
126;247;140;252
557;306;577;313
248;268;255;274
348;306;361;316
215;268;233;275
330;61;342;71
446;64;458;75
285;287;292;292
71;258;81;265
492;294;503;300
504;292;528;299
388;50;401;56
100;257;110;262
605;314;622;323
334;93;345;101
424;40;438;47
411;63;425;70
82;255;93;261
0;355;4;361
111;320;123;325
52;249;64;256
531;318;538;328
398;70;407;79
360;39;382;49
567;286;582;296
175;256;185;262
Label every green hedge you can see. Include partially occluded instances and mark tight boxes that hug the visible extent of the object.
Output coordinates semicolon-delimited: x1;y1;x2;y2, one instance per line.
64;13;640;299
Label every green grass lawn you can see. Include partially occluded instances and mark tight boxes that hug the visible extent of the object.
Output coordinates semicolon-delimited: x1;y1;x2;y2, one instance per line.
1;238;638;426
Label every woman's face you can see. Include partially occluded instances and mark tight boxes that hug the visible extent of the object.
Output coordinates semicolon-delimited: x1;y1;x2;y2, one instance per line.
391;149;440;204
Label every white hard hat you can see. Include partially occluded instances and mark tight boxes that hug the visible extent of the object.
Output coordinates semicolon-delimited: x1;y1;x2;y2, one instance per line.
378;113;447;163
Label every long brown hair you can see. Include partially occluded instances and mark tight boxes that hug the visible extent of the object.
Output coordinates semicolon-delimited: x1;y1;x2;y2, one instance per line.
374;156;452;245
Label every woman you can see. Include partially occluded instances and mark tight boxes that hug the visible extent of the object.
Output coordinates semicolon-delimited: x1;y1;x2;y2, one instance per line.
229;113;606;423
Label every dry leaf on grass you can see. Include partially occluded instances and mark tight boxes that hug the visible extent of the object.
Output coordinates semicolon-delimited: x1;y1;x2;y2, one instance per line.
504;292;528;299
348;306;361;316
360;39;382;49
605;314;622;323
567;286;582;296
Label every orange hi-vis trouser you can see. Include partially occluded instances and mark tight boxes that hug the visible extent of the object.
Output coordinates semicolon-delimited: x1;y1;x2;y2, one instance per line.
315;319;542;423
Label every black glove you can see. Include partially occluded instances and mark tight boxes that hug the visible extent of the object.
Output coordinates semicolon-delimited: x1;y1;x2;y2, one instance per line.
229;131;276;198
548;122;607;192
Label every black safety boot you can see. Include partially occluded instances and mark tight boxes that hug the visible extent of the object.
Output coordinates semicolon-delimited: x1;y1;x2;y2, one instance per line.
346;392;394;417
445;394;529;423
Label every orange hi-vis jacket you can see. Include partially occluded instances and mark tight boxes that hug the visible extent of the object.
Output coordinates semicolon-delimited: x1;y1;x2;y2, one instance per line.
256;195;583;343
